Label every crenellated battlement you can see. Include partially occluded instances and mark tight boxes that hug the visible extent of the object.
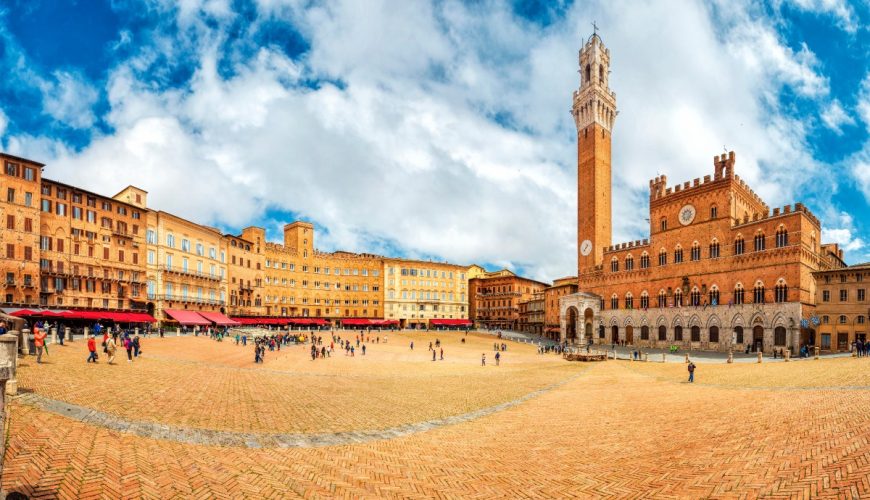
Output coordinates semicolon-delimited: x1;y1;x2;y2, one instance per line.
731;202;821;229
732;174;767;210
650;151;738;201
604;239;650;254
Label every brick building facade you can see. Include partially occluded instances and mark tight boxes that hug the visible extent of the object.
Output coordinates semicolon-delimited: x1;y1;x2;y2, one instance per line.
560;34;837;354
470;269;548;331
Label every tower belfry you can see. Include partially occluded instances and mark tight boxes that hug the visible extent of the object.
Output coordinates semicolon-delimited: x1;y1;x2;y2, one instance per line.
573;32;617;274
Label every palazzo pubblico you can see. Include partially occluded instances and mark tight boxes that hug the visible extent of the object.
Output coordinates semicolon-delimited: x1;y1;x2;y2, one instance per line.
559;34;846;354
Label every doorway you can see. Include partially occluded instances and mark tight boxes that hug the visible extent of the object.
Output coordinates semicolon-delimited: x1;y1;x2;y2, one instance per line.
611;325;619;343
753;325;764;352
626;325;634;345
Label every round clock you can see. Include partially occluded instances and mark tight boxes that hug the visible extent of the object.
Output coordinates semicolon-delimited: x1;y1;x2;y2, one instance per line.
679;204;696;226
580;239;592;256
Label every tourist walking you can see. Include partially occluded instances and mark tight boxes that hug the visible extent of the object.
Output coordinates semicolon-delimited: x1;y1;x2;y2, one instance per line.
106;336;117;364
432;349;436;361
86;334;98;363
133;334;141;357
362;344;366;355
410;341;414;350
495;351;500;366
481;353;486;366
124;336;133;362
34;326;47;363
687;361;696;383
440;347;444;360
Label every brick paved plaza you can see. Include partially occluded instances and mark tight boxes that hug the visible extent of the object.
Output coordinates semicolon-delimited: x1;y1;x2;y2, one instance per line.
4;333;870;498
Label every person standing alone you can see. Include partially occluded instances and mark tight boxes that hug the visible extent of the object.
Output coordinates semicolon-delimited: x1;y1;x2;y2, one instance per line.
34;326;47;364
687;361;696;383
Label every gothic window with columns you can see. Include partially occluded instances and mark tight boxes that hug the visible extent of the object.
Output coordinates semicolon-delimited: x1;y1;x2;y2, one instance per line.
775;280;788;303
691;242;701;261
753;281;766;304
734;283;745;305
754;232;766;252
734;237;745;255
708;285;720;305
775;227;788;247
709;239;720;258
611;257;619;273
657;289;667;307
673;289;683;307
690;287;701;306
640;291;649;309
610;294;618;310
674;245;684;264
640;252;650;269
625;292;634;309
625;255;634;271
658;249;667;266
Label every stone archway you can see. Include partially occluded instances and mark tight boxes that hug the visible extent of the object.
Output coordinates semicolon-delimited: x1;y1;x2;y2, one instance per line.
566;307;579;343
583;308;594;343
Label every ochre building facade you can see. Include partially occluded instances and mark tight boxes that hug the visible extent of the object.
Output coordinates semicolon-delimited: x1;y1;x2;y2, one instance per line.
561;34;837;354
383;258;469;328
813;257;869;352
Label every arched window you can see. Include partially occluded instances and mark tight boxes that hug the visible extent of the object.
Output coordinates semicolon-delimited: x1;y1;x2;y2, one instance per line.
774;280;788;303
708;285;720;306
625;255;634;271
839;315;847;324
691;242;701;261
775;227;788;248
660;218;667;231
598;64;604;83
734;326;744;344
690;287;701;306
611;257;619;272
625;292;634;309
734;236;745;255
641;325;650;340
754;232;766;252
691;325;701;342
658;249;667;266
657;289;667;308
734;283;745;305
774;326;787;346
673;289;683;307
674;325;684;341
753;281;765;304
610;293;618;310
709;326;720;343
585;64;591;84
709;238;720;258
710;205;718;219
640;291;649;309
658;325;667;340
640;252;650;269
674;245;684;264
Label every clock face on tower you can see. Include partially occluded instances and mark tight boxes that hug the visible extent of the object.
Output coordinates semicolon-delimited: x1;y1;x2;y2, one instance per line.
580;239;593;256
679;204;696;226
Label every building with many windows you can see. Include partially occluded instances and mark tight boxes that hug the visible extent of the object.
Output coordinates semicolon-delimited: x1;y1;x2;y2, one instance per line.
813;255;868;352
518;290;545;335
560;33;838;354
544;277;577;340
143;210;229;323
1;154;43;306
383;258;469;328
260;222;384;322
470;269;548;331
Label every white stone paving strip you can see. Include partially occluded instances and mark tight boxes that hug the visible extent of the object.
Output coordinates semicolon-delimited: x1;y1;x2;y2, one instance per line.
13;369;589;449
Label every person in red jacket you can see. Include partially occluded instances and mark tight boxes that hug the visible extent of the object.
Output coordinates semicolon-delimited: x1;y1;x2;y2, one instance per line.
34;326;47;364
87;334;98;363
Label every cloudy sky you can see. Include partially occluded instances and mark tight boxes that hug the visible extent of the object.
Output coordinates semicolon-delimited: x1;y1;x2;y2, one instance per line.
1;0;869;281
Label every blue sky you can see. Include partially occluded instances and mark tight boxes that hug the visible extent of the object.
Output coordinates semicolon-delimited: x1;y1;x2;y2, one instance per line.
0;0;869;281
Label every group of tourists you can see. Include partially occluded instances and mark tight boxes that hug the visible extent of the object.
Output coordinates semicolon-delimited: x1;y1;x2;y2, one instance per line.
85;322;142;364
481;351;501;366
538;344;565;354
855;339;870;357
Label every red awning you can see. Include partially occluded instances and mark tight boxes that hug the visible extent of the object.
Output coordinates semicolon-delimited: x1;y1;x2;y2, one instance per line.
198;311;240;326
430;319;473;326
163;309;211;326
341;319;397;326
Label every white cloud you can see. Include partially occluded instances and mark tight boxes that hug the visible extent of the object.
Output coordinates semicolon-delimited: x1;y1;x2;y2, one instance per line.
822;211;865;253
38;71;100;129
4;0;842;281
776;0;858;33
820;99;855;134
0;108;7;139
857;72;870;131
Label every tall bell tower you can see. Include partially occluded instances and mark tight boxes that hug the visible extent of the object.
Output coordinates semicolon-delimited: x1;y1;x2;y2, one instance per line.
573;32;616;275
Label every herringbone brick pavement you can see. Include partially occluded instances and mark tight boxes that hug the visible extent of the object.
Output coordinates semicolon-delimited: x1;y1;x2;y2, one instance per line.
5;353;870;498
